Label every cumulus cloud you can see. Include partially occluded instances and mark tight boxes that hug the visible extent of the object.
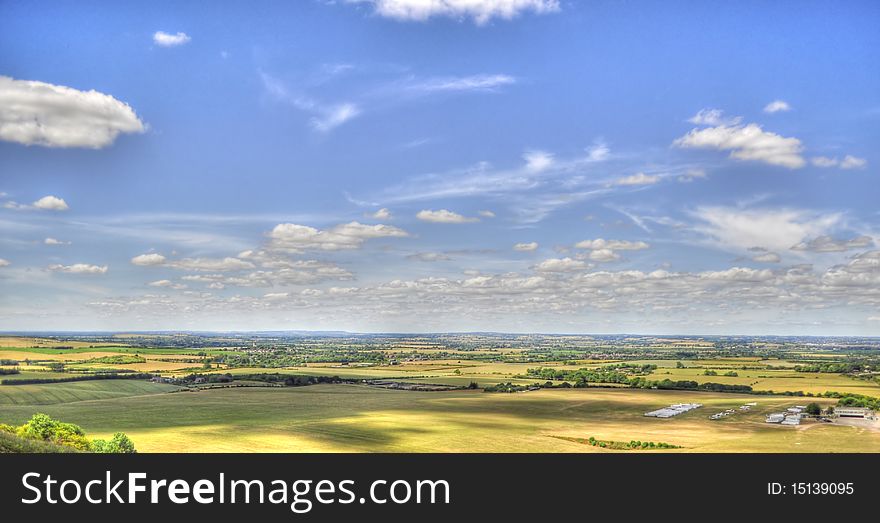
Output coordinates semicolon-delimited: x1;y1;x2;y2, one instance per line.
348;0;560;24
791;235;874;253
514;242;539;252
366;208;392;220
763;100;791;113
674;117;805;169
614;173;660;186
0;258;10;267
0;76;145;148
269;221;409;251
179;258;353;288
44;237;70;246
416;209;480;223
574;239;650;251
153;31;191;47
48;263;108;274
32;195;69;211
131;253;166;266
533;257;588;272
478;210;495;218
587;248;620;262
691;206;840;252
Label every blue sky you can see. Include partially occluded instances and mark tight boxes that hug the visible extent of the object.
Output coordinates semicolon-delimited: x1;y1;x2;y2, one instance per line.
1;0;879;334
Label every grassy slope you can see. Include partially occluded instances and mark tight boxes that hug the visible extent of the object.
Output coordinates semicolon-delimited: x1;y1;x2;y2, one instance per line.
1;384;877;453
0;380;181;405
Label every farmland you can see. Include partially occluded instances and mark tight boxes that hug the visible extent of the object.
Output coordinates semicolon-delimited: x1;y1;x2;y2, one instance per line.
1;333;879;453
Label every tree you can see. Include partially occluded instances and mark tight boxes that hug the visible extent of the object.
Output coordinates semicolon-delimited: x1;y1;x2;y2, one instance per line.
805;403;821;416
93;433;137;454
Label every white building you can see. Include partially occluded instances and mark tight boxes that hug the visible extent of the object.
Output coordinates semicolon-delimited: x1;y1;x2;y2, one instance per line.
835;407;872;418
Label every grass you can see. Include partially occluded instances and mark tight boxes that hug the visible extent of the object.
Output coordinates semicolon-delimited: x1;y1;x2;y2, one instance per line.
0;380;181;405
1;384;877;453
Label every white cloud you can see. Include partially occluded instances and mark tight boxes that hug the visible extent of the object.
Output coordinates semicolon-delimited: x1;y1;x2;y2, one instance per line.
811;156;839;168
0;76;145;148
533;257;588;272
791;235;874;253
366;208;392;220
259;71;360;133
688;108;740;126
148;279;186;290
48;263;108;274
410;74;516;92
588;248;620;262
678;168;707;183
0;258;9;267
763;100;791;113
614;172;660;186
752;252;781;263
153;31;191;47
692;206;840;252
131;253;166;266
523;149;554;172
349;0;560;24
169;257;256;272
32;195;69;211
43;237;70;246
674;121;805;169
840;155;867;170
416;209;479;223
407;252;452;262
478;210;495;218
514;242;539;252
574;239;650;251
269;221;409;251
311;103;360;132
585;142;610;162
810;155;867;169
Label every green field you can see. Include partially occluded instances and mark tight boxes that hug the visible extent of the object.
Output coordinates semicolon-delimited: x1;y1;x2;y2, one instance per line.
0;380;181;405
2;383;877;452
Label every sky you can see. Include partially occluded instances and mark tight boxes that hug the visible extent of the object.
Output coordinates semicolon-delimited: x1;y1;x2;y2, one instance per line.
1;0;879;335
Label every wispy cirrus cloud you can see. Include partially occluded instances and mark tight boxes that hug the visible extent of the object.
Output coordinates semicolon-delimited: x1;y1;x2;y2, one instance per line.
259;71;361;132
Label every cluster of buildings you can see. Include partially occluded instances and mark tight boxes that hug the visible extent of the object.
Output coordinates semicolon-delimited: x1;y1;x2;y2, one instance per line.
644;403;702;418
765;405;877;426
766;405;806;425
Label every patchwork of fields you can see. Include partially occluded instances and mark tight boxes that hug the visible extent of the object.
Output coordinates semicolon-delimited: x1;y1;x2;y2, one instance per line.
1;335;879;453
